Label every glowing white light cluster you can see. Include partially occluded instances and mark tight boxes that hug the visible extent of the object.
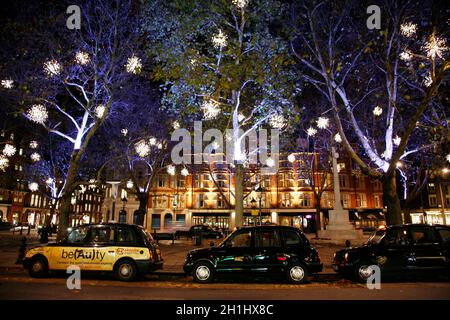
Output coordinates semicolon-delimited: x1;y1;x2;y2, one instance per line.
45;178;54;185
173;121;180;130
307;127;317;137
287;154;296;163
121;128;128;136
202;100;220;120
181;168;189;176
125;55;142;74
1;79;13;89
2;144;16;157
167;165;176;176
0;155;9;171
423;35;447;59
26;104;48;124
126;180;134;189
94;104;106;118
400;22;417;37
334;133;342;143
30;152;41;162
149;137;157;146
393;135;401;146
232;0;248;9
373;106;383;116
399;50;412;61
29;141;38;149
238;113;246;122
135;139;150;158
380;151;386;159
75;51;90;65
28;182;39;192
316;117;329;129
43;59;61;77
212;30;228;48
266;157;275;167
270;114;286;129
157;142;163;149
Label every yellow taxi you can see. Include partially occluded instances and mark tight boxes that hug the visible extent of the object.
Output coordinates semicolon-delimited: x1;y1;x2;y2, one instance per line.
23;223;163;281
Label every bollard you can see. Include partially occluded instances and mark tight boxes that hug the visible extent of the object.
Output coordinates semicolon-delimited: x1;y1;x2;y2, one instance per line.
16;237;27;264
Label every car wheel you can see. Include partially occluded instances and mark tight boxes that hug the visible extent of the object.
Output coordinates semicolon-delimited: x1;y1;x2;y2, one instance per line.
192;261;215;283
114;260;137;282
29;256;49;278
354;261;374;283
287;263;308;284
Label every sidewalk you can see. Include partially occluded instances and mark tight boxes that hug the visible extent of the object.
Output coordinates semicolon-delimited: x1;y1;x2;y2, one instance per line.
0;234;347;275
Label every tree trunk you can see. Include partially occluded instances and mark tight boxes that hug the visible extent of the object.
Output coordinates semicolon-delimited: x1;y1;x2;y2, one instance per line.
314;193;322;238
135;192;148;226
382;172;403;226
235;163;244;228
403;206;412;224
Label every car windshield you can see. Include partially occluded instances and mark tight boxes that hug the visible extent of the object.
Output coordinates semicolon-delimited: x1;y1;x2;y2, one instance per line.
367;229;386;245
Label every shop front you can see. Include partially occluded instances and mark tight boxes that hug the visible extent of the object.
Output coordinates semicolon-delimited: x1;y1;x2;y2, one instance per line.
410;210;450;225
278;212;317;233
243;211;271;226
349;209;386;231
192;212;230;230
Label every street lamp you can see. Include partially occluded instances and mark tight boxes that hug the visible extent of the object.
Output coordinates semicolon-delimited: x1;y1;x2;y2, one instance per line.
250;198;257;226
255;185;265;226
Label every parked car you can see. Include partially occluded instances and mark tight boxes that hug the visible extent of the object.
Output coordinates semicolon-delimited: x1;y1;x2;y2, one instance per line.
184;225;323;283
332;224;450;282
0;221;12;231
23;223;163;281
176;224;224;239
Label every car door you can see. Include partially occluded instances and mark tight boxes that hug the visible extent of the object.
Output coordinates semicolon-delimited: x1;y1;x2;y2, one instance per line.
375;226;414;274
409;226;447;271
215;229;253;273
78;225;116;271
50;225;91;270
252;228;284;274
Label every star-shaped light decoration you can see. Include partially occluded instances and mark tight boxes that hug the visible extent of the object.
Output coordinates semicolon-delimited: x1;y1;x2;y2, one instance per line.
29;141;39;149
400;22;417;37
125;55;142;74
393;135;401;146
270;114;286;129
43;59;61;77
1;79;13;89
30;152;41;162
212;30;228;49
2;144;16;157
181;168;189;176
45;178;54;185
423;73;433;87
399;50;412;61
316;117;329;129
423;35;447;59
149;137;157;146
373;106;383;116
28;182;39;192
94;105;106;118
121;128;128;136
75;51;90;65
307;127;317;137
26;104;48;124
232;0;248;9
173;121;181;130
135;140;150;158
334;133;342;143
126;180;134;189
167;165;176;176
202;99;220;120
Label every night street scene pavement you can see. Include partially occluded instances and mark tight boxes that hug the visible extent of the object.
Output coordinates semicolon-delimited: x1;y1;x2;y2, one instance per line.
0;0;449;315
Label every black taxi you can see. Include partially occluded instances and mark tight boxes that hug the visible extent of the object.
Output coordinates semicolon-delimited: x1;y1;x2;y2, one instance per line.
332;224;450;282
183;225;322;283
23;223;163;281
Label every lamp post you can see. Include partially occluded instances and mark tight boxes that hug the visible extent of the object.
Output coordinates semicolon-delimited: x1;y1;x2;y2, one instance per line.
255;185;264;226
250;198;257;226
120;196;127;223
